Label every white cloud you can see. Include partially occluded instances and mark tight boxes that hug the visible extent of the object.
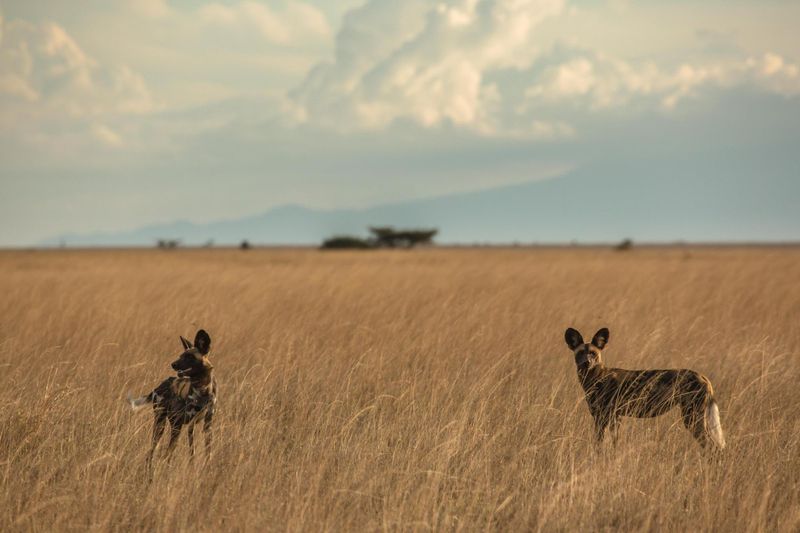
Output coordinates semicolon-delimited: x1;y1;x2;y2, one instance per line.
0;18;38;102
91;123;124;147
751;52;800;96
525;51;800;111
130;0;173;19
289;0;568;138
0;20;154;119
198;1;331;46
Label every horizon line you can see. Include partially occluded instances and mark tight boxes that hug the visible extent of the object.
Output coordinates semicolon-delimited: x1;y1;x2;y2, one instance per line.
3;240;800;252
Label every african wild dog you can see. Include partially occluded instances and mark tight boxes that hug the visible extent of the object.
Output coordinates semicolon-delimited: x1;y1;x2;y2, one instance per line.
127;329;218;466
565;327;725;450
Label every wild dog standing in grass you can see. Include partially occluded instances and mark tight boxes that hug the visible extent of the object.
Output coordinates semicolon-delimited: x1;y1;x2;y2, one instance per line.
127;329;218;468
564;327;725;450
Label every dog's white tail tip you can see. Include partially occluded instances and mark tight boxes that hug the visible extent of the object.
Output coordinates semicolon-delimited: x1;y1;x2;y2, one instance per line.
706;400;726;450
127;393;150;411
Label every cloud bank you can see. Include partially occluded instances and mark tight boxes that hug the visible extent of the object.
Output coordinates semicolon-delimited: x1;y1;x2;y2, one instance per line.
288;0;800;137
1;0;798;151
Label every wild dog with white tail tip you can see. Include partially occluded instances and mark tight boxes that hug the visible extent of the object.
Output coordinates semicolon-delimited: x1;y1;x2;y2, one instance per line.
127;329;218;467
565;327;725;450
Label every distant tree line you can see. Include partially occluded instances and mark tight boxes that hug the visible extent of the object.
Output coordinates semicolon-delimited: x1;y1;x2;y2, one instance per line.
156;238;251;249
153;231;633;250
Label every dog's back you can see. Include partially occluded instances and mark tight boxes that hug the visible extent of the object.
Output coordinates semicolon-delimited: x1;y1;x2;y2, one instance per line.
129;376;210;417
586;367;711;419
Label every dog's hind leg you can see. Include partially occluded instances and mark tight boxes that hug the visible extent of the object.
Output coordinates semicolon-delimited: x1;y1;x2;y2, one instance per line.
147;415;166;474
681;400;708;448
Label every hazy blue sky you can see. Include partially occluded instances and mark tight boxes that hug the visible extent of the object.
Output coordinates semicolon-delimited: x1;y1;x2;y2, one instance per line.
1;0;798;245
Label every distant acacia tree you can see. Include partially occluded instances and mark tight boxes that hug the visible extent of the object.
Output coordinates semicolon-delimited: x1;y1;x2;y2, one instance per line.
320;236;373;250
320;227;439;250
240;240;251;250
368;227;438;248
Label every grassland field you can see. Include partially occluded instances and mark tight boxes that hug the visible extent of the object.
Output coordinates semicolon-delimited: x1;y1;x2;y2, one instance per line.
0;247;798;532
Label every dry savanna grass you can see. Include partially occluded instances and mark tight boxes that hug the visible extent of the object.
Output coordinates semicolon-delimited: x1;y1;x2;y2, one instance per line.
1;247;799;532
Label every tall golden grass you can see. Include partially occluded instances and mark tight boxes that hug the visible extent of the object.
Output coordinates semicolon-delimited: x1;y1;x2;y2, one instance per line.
1;247;798;532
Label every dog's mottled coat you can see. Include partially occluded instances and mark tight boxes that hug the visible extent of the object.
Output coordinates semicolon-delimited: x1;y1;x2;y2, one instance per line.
128;329;218;466
565;327;725;449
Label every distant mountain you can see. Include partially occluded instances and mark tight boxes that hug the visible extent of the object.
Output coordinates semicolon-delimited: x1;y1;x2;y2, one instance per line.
46;157;800;246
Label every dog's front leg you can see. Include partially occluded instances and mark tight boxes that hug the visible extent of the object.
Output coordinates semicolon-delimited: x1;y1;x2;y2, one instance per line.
187;423;195;460
593;413;609;449
608;416;620;447
166;420;183;461
203;410;213;459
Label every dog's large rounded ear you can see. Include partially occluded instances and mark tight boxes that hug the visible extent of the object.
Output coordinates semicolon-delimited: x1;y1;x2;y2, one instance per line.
591;328;610;349
565;328;584;350
194;329;211;355
180;336;192;351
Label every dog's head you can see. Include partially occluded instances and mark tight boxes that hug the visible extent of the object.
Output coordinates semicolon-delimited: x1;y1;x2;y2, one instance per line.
565;327;609;370
171;329;213;378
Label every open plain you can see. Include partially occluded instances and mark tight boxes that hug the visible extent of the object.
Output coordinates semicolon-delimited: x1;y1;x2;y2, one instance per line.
0;247;798;532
